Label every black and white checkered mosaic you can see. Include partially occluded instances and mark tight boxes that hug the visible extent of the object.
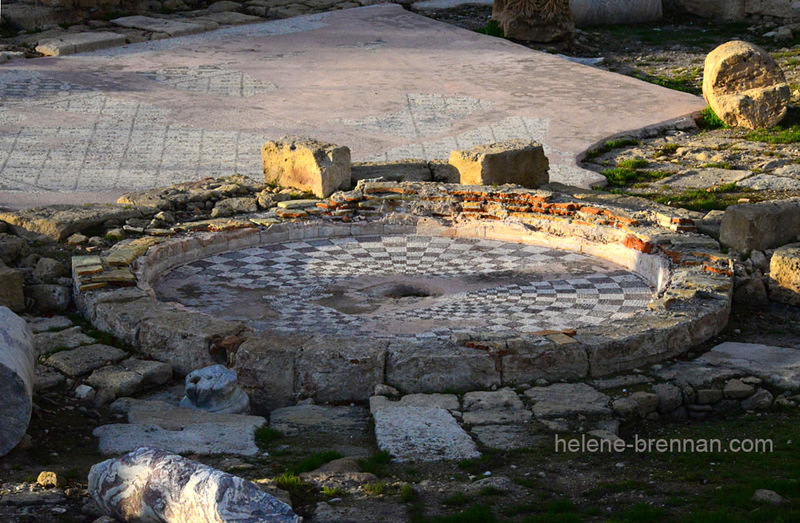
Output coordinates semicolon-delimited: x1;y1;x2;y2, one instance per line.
155;235;654;339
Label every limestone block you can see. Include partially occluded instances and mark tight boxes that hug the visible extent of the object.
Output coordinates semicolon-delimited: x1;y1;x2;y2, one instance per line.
703;40;790;129
110;16;205;37
0;204;152;242
0;267;25;313
525;382;611;418
89;447;300;521
0;307;35;456
449;140;549;189
571;0;661;27
233;334;300;413
492;0;575;42
45;344;128;377
373;406;480;462
769;243;800;305
386;341;500;394
296;336;386;402
720;200;800;252
262;137;351;198
180;364;250;414
35;32;127;57
678;0;746;19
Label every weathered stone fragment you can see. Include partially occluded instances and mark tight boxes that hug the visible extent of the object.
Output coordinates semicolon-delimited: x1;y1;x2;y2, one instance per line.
768;243;800;305
449;140;549;188
525;383;611;418
492;0;575;42
373;406;480;462
696;342;800;391
45;344;128;377
86;358;172;398
89;447;300;521
269;404;370;438
703;40;790;129
262;137;351;198
35;32;127;57
0;204;152;242
26;284;71;313
0;267;25;312
720;200;800;252
180;364;250;414
0;307;35;456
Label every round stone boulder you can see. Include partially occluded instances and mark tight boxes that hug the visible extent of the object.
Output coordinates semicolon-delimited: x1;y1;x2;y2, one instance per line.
702;40;790;130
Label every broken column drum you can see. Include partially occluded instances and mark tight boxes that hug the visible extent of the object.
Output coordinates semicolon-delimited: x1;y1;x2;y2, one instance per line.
0;306;36;457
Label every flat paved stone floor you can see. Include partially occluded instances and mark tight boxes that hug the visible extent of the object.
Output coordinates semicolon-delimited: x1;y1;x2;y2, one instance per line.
154;235;654;339
0;4;704;209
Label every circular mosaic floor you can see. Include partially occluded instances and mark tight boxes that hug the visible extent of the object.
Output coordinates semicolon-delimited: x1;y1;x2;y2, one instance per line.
154;235;655;340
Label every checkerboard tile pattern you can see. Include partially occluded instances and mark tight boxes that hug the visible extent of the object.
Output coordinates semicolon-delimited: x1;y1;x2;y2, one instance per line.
155;235;654;339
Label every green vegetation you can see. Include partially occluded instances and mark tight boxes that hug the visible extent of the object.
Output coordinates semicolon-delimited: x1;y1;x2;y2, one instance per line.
585;138;642;160
358;451;391;475
401;483;418;502
364;481;389;496
700;106;728;130
650;183;746;212
291;450;343;475
700;162;733;169
632;67;702;94
617;158;649;169
429;504;497;523
655;142;680;157
601;167;670;187
254;427;282;449
745;125;800;144
322;486;345;498
274;472;311;492
476;20;504;38
443;492;470;507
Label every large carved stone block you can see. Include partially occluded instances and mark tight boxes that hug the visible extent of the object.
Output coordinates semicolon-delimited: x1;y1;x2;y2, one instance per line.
262;136;351;198
449;140;549;188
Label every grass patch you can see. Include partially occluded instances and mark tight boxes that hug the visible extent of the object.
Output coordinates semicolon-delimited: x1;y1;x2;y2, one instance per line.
602;167;671;187
401;483;418;502
585;138;641;160
291;450;343;475
617;158;649;169
700;106;728;130
431;504;497;523
363;481;389;496
632;67;702;94
254;427;282;449
322;486;345;498
358;451;391;475
476;20;503;38
745;125;800;144
655;142;680;157
274;472;312;493
443;492;470;507
650;183;747;212
700;162;733;169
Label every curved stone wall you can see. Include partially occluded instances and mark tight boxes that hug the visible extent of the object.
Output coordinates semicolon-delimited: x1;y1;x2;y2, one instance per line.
74;182;733;412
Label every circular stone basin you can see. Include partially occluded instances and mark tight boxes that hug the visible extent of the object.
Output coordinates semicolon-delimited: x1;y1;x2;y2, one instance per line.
155;235;654;339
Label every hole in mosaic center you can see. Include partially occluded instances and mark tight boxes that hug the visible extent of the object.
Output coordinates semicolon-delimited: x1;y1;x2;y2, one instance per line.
154;235;656;339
